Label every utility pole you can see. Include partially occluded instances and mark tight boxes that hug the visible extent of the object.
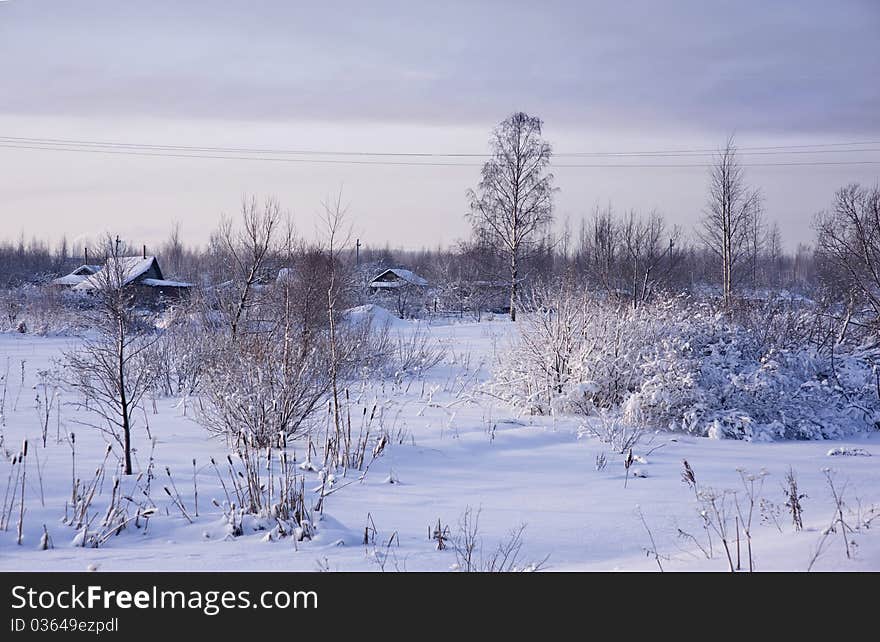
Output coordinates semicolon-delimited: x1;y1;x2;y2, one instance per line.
356;238;361;266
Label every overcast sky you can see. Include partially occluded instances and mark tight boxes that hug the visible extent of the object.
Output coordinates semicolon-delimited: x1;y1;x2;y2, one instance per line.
1;0;878;254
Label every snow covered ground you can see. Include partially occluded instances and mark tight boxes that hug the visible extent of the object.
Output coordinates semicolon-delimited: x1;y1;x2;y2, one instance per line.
1;316;879;572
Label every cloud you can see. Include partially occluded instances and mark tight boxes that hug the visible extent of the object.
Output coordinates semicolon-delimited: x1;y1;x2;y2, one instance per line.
0;0;878;135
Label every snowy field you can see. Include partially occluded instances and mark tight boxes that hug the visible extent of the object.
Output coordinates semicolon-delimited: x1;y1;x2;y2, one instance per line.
1;315;879;572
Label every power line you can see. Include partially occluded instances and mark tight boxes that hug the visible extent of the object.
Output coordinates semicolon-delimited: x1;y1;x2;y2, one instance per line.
0;143;480;166
563;147;880;158
1;134;880;158
1;141;879;168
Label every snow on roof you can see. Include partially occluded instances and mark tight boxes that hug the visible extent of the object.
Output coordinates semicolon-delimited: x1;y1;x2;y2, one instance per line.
369;268;428;288
51;273;90;286
74;256;160;290
72;265;103;276
50;265;104;286
141;278;193;288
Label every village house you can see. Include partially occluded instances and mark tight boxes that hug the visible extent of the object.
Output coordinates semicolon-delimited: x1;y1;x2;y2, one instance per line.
368;268;430;317
70;249;192;306
368;268;429;293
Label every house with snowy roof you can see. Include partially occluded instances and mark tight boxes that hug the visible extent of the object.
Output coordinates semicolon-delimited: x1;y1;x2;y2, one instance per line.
72;251;192;306
368;268;429;292
368;268;430;317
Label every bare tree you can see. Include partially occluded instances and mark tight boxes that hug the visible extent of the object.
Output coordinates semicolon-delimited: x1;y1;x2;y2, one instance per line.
432;237;505;320
746;200;767;288
577;205;619;297
54;235;69;273
214;196;282;338
765;221;783;288
573;207;681;306
621;210;681;307
62;235;158;475
161;221;185;278
699;137;762;304
815;184;880;322
319;190;352;467
467;112;555;321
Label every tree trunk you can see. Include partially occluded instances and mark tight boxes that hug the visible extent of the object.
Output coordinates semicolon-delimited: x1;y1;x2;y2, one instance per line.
121;407;132;475
509;250;518;322
118;319;133;475
328;279;342;467
723;209;732;306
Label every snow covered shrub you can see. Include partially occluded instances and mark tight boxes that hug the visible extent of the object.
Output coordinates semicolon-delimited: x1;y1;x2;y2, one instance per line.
197;330;334;448
626;333;880;440
490;280;594;414
196;311;389;448
0;287;23;329
148;314;216;398
0;285;86;335
827;447;871;457
492;284;684;416
493;290;880;440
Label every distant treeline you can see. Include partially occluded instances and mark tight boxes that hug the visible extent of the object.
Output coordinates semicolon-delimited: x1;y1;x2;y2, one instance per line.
0;213;819;296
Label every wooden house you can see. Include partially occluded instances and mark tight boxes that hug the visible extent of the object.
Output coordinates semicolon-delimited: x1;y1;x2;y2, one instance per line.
73;253;192;306
368;268;429;293
368;268;429;317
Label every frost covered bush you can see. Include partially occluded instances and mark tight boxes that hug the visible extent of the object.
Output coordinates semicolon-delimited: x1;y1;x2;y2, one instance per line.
0;285;87;335
624;330;880;440
492;288;880;440
197;329;334;447
491;281;596;415
148;313;217;398
491;283;672;416
196;313;390;448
